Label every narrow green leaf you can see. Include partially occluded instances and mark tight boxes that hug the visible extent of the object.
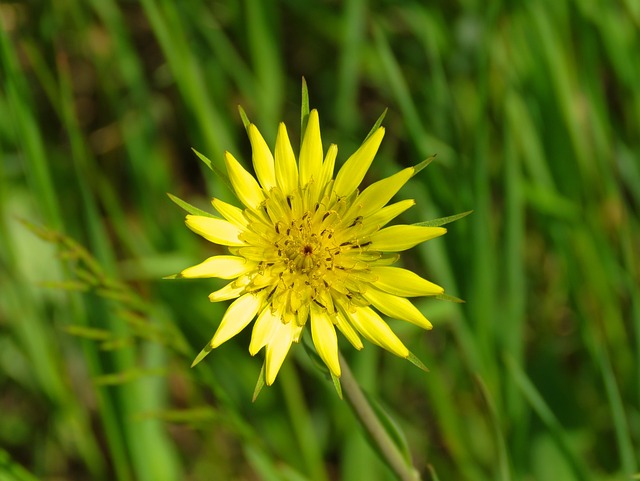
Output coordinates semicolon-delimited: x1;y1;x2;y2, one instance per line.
363;108;388;143
191;148;233;192
412;154;437;176
406;351;429;372
166;192;216;218
238;105;251;131
435;293;466;303
300;76;310;149
414;210;473;228
162;273;182;280
252;362;267;402
330;372;343;399
191;342;213;368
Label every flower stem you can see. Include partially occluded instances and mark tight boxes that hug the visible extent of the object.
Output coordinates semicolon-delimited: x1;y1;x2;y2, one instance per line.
339;353;423;481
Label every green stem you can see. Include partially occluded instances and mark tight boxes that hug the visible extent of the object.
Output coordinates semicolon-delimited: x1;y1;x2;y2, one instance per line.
339;353;422;481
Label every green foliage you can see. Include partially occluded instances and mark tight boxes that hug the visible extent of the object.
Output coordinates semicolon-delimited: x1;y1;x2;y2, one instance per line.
1;0;638;480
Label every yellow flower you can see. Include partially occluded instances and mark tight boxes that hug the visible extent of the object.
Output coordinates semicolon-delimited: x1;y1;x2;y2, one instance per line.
180;109;446;385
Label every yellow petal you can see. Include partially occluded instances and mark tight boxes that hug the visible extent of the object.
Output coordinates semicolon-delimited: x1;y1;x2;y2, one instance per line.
310;306;341;377
299;109;323;187
346;306;409;358
357;199;416;237
335;310;363;349
185;215;246;246
368;225;446;251
249;306;279;355
371;266;444;297
211;198;247;227
363;288;433;330
208;282;245;302
248;124;276;190
181;255;254;279
224;151;265;209
211;291;265;348
348;167;414;220
265;321;296;385
333;127;385;198
275;123;298;195
319;144;337;190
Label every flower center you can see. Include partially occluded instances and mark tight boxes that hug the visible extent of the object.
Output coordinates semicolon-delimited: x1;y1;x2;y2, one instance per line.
274;213;334;276
242;186;377;325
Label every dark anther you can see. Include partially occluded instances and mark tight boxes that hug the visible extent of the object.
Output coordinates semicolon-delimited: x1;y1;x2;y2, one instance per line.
303;244;313;255
349;216;363;228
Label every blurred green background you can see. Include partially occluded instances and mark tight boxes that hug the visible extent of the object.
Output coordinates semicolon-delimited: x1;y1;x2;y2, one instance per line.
1;1;639;480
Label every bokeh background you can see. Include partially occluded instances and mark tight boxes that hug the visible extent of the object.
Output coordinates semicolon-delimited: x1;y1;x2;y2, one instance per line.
1;1;639;480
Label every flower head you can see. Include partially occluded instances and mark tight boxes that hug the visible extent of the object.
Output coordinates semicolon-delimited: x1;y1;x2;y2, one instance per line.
178;108;446;385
